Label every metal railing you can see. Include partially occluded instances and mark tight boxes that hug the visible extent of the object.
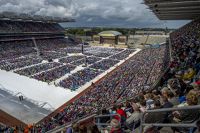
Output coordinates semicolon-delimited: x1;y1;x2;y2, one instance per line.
139;105;200;133
95;114;121;128
46;114;96;133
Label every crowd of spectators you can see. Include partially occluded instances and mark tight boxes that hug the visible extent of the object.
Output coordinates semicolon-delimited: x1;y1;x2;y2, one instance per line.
90;59;120;71
84;47;124;58
36;43;169;132
109;49;135;60
40;51;68;60
1;16;200;133
89;19;200;133
0;57;42;71
15;62;61;76
0;38;136;89
59;68;102;90
71;56;101;66
0;40;36;60
0;38;74;62
59;56;86;64
32;64;76;83
70;58;87;66
0;20;64;33
36;38;70;51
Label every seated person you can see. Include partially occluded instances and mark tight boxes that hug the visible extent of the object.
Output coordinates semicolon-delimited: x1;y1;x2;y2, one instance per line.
144;100;166;132
125;102;141;130
172;91;200;132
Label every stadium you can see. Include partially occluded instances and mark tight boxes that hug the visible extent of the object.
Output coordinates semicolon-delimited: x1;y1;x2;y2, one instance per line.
0;0;200;133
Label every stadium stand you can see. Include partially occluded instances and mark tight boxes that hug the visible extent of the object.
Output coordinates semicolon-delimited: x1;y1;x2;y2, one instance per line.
33;4;200;133
47;19;200;133
33;44;169;132
0;14;138;92
1;1;200;133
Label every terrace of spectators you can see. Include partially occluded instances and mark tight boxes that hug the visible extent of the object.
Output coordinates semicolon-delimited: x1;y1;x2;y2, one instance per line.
32;1;200;133
1;0;200;132
41;18;200;133
0;31;139;127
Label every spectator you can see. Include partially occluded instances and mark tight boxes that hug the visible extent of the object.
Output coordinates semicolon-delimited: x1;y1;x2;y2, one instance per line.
78;125;87;133
172;91;199;132
115;104;127;124
110;119;122;133
145;93;154;109
160;96;173;108
124;101;133;117
144;100;166;132
88;125;100;133
168;91;179;106
125;102;141;130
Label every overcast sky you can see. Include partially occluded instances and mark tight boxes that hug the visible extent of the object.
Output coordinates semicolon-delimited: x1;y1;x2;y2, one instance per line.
0;0;189;28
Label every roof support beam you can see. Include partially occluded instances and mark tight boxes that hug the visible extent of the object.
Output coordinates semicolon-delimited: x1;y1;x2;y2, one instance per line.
144;0;200;20
145;0;200;5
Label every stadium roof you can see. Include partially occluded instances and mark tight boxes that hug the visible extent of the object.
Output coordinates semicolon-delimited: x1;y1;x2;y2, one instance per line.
144;0;200;20
98;31;122;37
0;12;75;23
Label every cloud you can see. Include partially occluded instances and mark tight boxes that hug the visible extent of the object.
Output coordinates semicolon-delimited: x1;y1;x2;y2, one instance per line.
0;0;189;28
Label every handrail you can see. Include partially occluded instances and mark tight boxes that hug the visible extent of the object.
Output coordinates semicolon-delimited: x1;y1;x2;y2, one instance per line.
95;114;121;131
46;114;96;133
144;105;200;113
139;105;200;133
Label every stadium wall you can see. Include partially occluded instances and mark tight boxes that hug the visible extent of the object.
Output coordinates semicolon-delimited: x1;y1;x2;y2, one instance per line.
0;109;27;127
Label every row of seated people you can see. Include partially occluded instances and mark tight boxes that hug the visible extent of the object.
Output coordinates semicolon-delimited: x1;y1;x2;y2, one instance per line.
59;68;102;90
90;59;120;71
84;48;135;60
85;52;113;58
57;47;83;54
15;62;62;76
84;47;124;58
0;20;64;33
70;56;101;66
0;56;42;71
32;64;76;83
109;49;135;60
59;56;86;64
35;44;169;132
40;51;68;60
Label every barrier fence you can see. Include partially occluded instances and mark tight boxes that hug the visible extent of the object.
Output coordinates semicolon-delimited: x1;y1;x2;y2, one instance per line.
139;105;200;133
